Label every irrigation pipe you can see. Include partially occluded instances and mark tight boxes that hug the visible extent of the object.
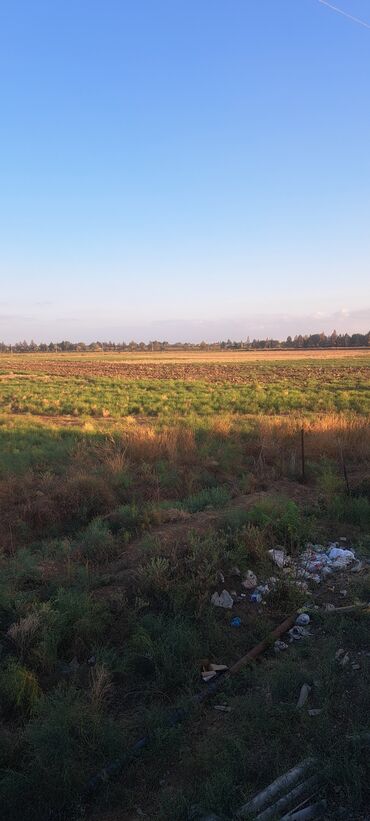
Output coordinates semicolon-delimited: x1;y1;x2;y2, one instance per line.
236;759;316;818
280;799;327;820
253;777;319;821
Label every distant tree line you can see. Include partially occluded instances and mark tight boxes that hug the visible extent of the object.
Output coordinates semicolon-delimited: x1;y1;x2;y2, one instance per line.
0;330;368;353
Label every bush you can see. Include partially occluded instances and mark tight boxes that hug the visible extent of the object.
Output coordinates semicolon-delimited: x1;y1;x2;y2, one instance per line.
34;588;107;670
327;494;370;528
78;518;116;562
0;659;41;716
0;686;123;819
183;485;231;513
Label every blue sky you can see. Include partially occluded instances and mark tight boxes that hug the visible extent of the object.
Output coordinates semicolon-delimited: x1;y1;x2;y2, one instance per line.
0;0;369;342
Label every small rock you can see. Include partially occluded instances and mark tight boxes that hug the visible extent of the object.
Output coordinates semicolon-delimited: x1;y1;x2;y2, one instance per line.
340;590;348;597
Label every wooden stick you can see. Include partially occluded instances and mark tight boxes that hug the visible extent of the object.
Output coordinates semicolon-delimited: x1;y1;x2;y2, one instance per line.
301;427;305;481
229;612;297;675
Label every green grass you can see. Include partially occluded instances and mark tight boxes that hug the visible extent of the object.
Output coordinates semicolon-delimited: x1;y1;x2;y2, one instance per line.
0;371;369;418
0;357;369;819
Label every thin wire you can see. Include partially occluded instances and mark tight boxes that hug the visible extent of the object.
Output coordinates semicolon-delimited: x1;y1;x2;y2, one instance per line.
318;0;370;30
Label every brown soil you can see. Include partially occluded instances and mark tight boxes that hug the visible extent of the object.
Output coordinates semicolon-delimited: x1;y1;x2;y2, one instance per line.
0;355;369;383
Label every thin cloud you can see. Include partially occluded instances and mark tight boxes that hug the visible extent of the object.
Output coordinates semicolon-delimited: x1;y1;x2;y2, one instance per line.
318;0;370;31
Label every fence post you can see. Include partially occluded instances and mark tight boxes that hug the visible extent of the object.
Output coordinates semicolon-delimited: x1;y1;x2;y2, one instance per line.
301;427;305;482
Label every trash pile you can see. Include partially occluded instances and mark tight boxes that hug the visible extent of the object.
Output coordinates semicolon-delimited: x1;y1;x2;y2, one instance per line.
268;540;362;588
210;539;364;614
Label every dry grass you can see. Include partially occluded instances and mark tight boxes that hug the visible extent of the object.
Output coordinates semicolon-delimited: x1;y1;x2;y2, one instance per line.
7;614;41;660
89;664;113;708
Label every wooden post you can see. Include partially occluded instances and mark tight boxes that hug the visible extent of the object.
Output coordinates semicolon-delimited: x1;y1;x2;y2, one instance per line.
340;446;350;495
301;427;305;482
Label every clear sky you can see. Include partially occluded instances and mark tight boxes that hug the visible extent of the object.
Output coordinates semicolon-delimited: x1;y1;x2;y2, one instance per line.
0;0;369;342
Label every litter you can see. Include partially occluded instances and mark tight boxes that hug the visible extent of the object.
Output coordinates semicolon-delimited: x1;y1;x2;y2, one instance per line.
296;683;312;709
268;548;288;568
327;545;355;564
295;613;310;626
351;560;364;573
202;670;216;681
210;590;234;609
288;625;310;641
209;663;228;672
242;570;257;589
274;640;289;653
249;583;270;603
230;617;242;628
213;704;231;712
250;591;262;603
308;709;322;716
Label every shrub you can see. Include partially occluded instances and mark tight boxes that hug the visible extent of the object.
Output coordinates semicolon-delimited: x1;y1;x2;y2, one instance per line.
78;518;116;562
0;686;123;818
0;659;41;716
34;588;107;670
327;494;370;528
183;485;231;513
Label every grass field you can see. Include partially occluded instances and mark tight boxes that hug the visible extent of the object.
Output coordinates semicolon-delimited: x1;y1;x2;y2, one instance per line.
0;352;369;820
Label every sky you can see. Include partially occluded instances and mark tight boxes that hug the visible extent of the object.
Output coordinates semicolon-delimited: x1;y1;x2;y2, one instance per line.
0;0;369;343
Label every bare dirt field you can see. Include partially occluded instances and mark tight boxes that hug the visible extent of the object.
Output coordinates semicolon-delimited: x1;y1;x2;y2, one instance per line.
0;349;369;383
